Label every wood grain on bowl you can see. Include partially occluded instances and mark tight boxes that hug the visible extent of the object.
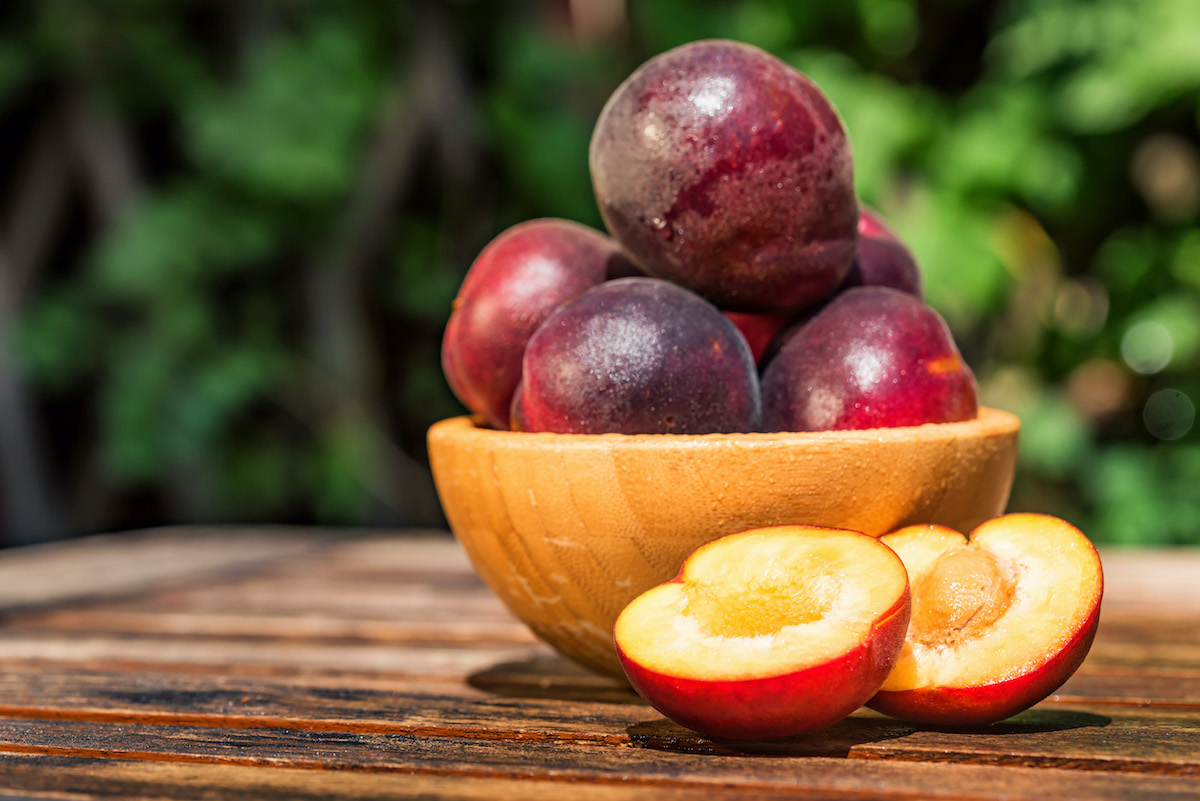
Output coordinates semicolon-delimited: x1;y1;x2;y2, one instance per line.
427;408;1019;677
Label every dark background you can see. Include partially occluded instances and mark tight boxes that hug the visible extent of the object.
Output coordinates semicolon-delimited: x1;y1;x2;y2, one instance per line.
1;0;1198;547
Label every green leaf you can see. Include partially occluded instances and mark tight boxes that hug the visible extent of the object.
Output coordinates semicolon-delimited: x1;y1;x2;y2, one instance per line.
886;189;1012;330
1083;444;1200;545
12;289;103;390
930;86;1082;212
856;0;918;58
1015;390;1092;479
0;38;33;110
390;221;461;325
1170;229;1200;291
1094;228;1162;295
184;24;381;201
306;413;382;522
99;336;175;483
990;0;1200;132
731;1;797;52
632;0;739;53
1128;295;1200;371
91;185;277;299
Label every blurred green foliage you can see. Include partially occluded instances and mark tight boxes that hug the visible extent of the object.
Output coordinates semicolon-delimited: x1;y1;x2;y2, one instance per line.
2;0;1199;543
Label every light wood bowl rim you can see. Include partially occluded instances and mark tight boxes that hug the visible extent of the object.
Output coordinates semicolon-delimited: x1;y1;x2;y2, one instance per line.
429;406;1020;451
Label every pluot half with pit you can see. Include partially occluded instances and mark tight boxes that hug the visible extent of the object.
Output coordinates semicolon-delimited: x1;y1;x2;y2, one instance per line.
869;513;1104;726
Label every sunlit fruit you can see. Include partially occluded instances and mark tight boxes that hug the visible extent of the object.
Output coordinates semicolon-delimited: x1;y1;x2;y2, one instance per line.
761;287;978;432
441;218;637;429
513;277;761;434
842;207;922;297
724;310;793;365
614;525;910;739
869;514;1104;726
590;40;857;313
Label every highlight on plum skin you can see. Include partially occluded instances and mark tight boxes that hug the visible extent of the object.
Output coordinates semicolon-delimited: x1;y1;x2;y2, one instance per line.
589;39;858;315
440;218;638;430
761;287;978;432
512;277;762;435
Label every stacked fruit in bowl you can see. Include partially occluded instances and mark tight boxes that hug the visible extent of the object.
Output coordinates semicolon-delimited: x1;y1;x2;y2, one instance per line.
427;40;1101;738
442;40;971;439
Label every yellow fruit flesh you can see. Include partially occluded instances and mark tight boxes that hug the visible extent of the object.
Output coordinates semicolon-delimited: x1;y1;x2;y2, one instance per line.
879;516;1103;691
614;527;908;682
684;565;833;639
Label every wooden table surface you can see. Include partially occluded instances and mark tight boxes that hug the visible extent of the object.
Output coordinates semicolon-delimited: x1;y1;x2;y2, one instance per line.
0;527;1198;800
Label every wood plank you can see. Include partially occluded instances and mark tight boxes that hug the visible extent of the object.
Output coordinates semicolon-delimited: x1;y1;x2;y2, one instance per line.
0;753;843;801
0;633;548;681
0;527;331;612
1055;669;1200;708
2;533;1200;800
1;754;1195;801
0;719;1198;800
0;668;1198;775
1099;548;1200;617
1;609;538;646
9;606;1200;665
3;622;1200;709
0;666;648;739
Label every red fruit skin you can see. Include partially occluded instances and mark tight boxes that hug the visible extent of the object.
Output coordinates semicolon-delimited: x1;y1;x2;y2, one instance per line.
724;311;793;365
869;516;1104;727
761;287;978;432
857;207;893;239
616;587;910;740
441;219;637;429
842;208;922;297
867;610;1100;727
590;40;857;313
516;277;761;435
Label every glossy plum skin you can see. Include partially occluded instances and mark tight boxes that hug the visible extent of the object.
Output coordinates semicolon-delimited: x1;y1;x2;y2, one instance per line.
761;287;978;432
615;525;911;740
590;40;857;313
619;601;909;739
724;310;793;365
441;219;638;429
841;208;922;296
514;277;762;434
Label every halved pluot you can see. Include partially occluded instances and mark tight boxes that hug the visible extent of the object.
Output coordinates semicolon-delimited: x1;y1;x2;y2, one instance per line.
614;525;911;740
869;513;1103;727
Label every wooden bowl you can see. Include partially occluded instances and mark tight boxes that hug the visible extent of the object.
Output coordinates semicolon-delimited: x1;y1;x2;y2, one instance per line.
427;408;1020;677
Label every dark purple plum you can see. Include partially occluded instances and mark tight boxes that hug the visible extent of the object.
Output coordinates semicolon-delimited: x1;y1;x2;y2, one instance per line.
589;40;857;313
441;218;638;429
513;277;761;435
841;207;922;296
761;287;977;432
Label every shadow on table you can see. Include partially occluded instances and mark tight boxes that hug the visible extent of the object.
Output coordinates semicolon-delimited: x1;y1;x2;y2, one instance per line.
626;715;917;757
468;654;1112;755
627;708;1112;757
467;654;642;704
957;708;1113;735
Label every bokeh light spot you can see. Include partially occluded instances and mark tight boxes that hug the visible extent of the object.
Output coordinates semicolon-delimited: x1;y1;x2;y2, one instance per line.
1121;320;1174;374
1143;389;1195;441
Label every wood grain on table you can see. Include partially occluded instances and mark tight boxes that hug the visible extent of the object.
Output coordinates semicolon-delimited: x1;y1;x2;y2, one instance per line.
0;528;1198;800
